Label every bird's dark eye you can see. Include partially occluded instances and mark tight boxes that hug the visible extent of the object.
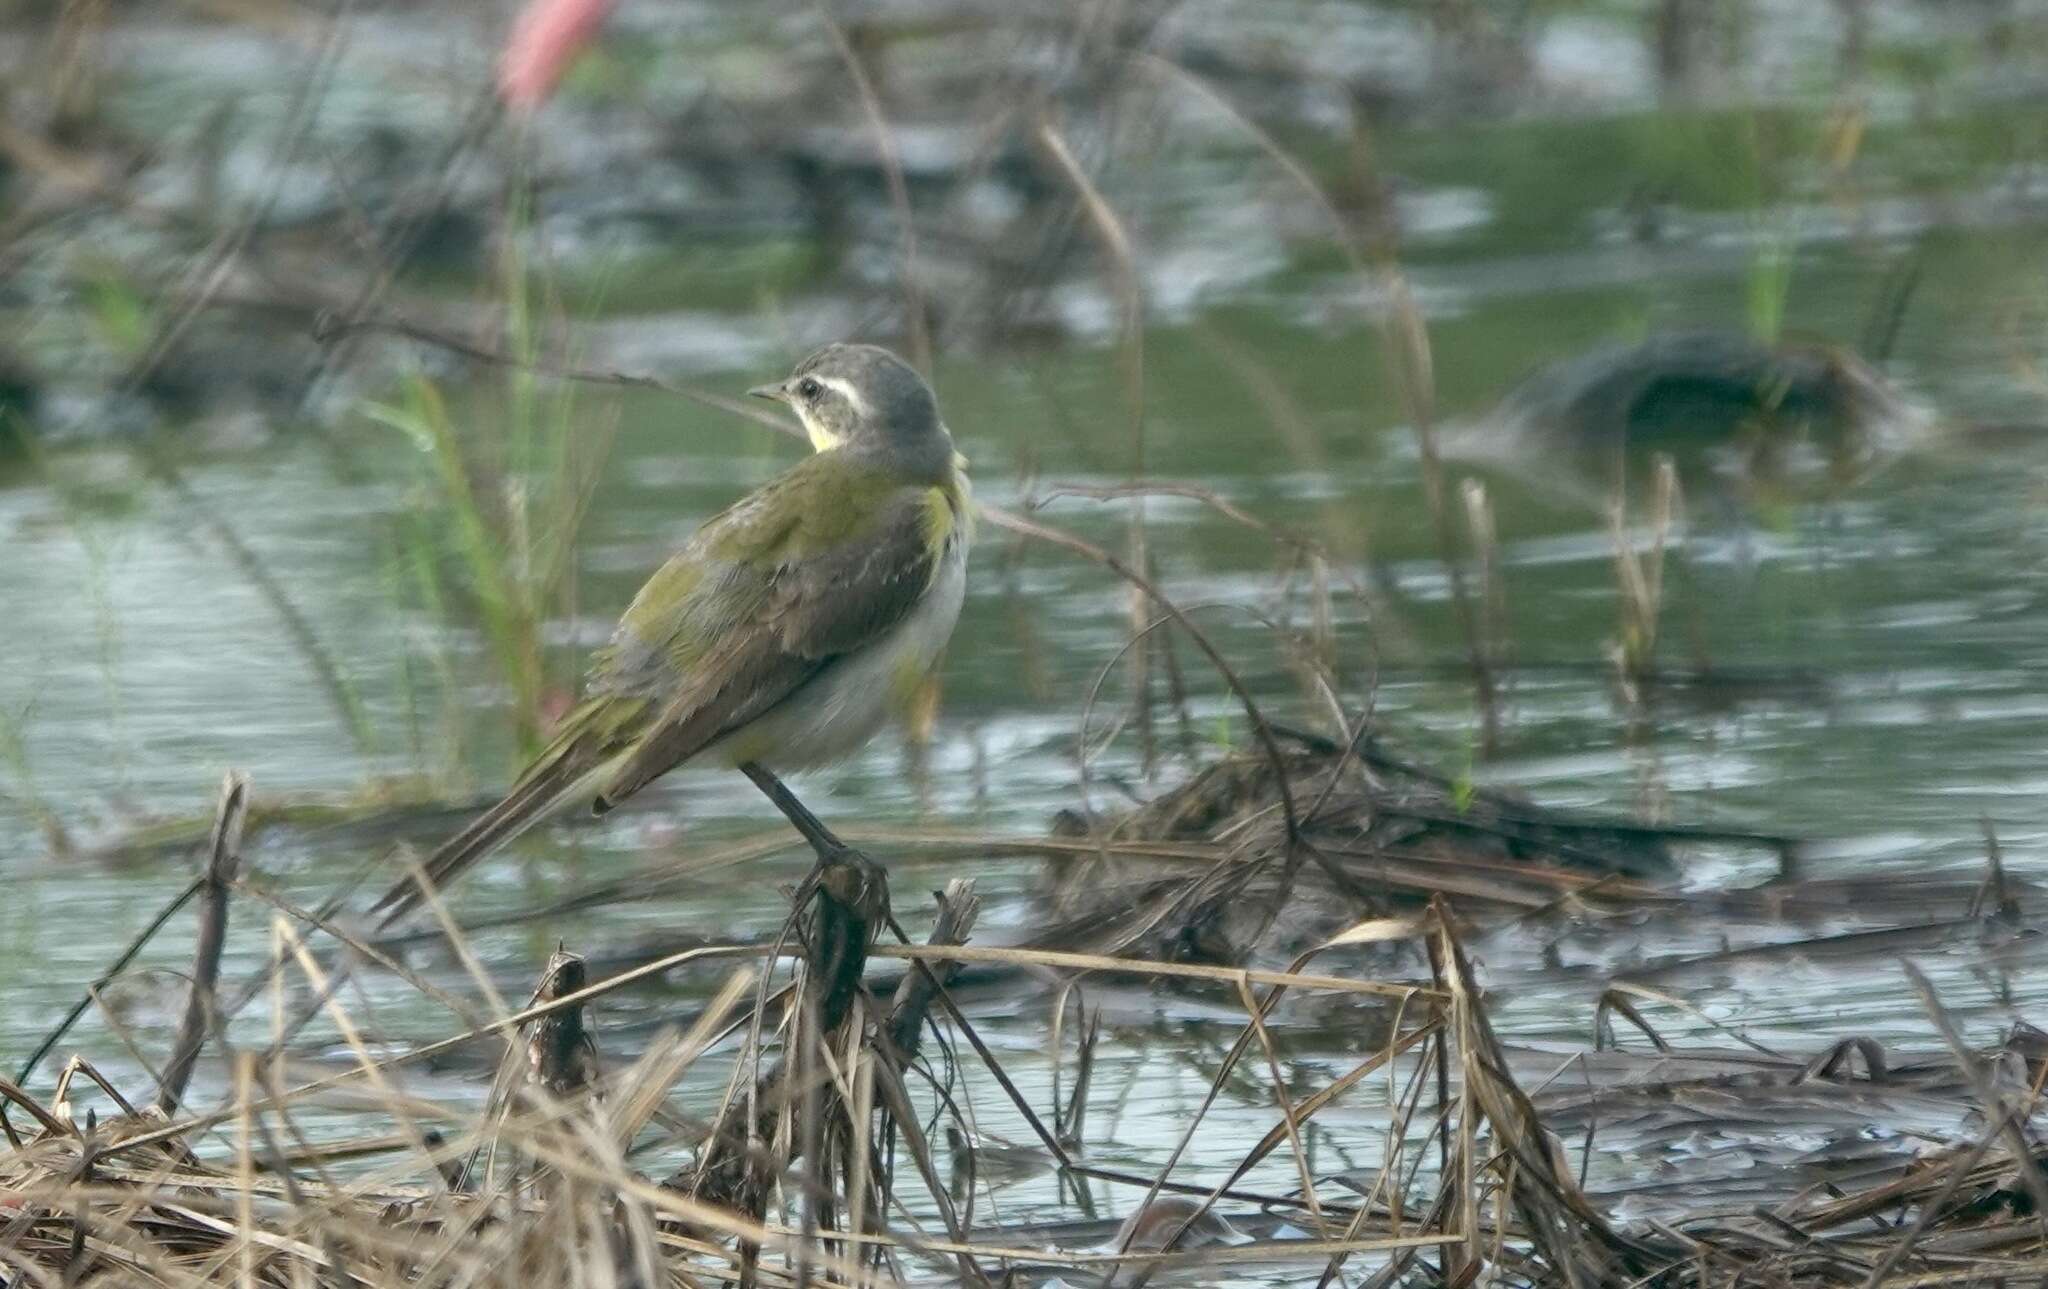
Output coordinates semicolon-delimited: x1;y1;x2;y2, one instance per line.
797;378;822;400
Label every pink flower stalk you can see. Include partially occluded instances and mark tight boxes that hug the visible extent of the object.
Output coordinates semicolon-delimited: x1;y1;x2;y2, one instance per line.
498;0;617;110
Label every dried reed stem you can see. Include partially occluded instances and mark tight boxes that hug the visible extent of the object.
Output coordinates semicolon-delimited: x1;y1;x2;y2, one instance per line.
157;772;249;1116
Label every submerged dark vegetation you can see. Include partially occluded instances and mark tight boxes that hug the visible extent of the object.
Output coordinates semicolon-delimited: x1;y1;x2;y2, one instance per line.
7;1;2048;1286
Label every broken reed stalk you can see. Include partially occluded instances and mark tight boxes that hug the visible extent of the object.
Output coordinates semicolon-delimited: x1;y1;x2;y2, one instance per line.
671;862;994;1289
1461;478;1510;688
679;857;883;1196
1392;313;1501;753
1425;897;1654;1284
526;949;598;1099
1608;454;1682;700
157;771;248;1116
882;879;982;1059
683;854;887;1225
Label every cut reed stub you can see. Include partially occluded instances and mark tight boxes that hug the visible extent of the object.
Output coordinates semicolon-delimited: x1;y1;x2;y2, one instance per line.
526;948;598;1098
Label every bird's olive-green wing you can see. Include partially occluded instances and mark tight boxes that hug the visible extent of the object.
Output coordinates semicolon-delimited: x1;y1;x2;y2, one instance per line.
586;453;953;809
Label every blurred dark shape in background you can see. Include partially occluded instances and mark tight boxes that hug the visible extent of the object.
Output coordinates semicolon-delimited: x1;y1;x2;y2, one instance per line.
1456;328;1934;510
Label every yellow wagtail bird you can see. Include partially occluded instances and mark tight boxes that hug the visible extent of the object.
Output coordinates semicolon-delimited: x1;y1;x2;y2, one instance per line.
373;343;970;923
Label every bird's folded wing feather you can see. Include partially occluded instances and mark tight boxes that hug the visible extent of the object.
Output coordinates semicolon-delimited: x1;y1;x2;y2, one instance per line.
589;455;952;808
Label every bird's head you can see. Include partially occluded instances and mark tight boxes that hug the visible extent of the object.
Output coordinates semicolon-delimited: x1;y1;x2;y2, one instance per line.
749;343;954;480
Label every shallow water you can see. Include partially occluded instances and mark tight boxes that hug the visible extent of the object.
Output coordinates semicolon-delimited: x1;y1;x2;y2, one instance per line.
8;6;2048;1281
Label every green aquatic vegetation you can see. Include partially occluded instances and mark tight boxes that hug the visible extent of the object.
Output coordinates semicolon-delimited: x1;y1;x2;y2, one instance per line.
365;241;617;768
2;428;144;818
384;514;466;782
368;370;613;766
80;264;152;362
0;700;65;855
1743;229;1794;344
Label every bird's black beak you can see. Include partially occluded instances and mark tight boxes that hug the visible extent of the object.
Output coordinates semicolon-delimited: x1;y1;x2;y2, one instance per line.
746;381;786;402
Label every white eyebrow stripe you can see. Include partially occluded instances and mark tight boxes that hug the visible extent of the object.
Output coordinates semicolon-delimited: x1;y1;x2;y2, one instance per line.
813;375;869;417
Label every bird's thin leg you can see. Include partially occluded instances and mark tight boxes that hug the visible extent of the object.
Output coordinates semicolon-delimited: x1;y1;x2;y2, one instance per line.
738;762;852;860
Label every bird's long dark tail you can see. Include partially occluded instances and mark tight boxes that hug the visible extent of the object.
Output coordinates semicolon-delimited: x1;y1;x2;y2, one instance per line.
371;696;646;926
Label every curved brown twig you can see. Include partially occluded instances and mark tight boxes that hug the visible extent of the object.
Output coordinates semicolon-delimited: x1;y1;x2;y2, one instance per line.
314;313;796;435
979;503;1301;843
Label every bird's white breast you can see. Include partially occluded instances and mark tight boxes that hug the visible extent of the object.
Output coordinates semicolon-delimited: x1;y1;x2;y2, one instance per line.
709;534;968;771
